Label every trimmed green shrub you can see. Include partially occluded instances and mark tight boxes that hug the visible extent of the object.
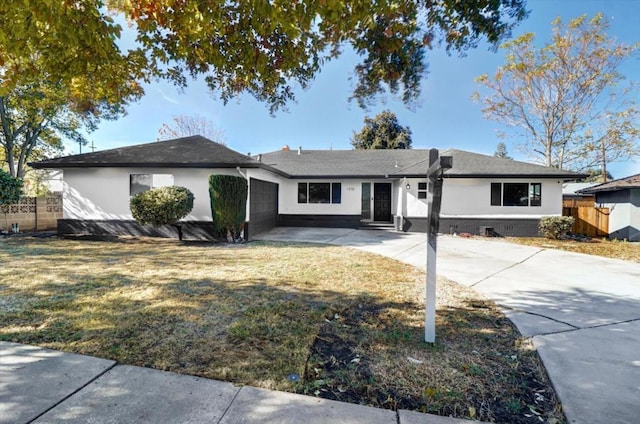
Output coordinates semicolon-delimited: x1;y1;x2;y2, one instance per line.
1;170;23;231
130;186;194;240
538;216;574;239
0;169;23;208
209;175;247;242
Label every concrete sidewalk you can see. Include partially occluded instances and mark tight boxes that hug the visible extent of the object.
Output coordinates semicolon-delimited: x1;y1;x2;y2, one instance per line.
0;341;464;424
255;227;640;424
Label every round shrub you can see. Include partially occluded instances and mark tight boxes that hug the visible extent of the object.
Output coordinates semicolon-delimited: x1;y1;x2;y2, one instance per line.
538;216;575;239
130;186;194;227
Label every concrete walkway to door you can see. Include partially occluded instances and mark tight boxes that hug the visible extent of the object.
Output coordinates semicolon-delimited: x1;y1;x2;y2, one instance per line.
255;227;640;424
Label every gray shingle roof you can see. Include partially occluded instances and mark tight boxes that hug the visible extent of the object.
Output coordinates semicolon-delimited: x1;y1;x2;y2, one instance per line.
577;174;640;193
30;136;261;169
31;137;585;181
437;149;584;179
257;149;431;178
261;148;583;179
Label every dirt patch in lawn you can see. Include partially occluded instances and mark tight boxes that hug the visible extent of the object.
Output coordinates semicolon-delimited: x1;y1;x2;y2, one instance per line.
0;236;564;423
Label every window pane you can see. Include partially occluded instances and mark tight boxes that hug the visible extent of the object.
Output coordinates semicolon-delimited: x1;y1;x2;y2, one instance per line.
332;183;341;204
309;183;330;203
152;174;174;188
298;183;307;203
490;183;502;206
418;191;427;199
503;183;529;206
530;183;542;206
418;182;427;190
130;174;152;196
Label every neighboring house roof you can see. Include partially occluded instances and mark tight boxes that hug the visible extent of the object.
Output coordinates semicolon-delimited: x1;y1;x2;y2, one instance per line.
30;136;275;171
577;173;640;194
390;149;583;179
30;135;584;181
563;182;598;197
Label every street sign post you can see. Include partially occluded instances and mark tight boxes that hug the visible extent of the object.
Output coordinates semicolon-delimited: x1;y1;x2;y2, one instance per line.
425;149;452;343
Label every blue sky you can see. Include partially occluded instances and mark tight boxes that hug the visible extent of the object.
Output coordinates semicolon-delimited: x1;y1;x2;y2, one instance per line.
75;0;640;178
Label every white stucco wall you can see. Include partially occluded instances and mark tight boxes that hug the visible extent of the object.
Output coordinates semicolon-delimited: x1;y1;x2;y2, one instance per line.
399;177;563;218
278;179;362;215
439;178;563;218
62;167;243;221
600;201;631;236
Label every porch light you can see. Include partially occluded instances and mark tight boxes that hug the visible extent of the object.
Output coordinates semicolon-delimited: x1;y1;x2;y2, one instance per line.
406;183;411;190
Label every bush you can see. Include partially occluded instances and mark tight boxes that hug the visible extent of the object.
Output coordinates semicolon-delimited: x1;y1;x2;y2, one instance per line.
538;216;574;239
0;170;23;210
209;175;247;242
130;186;194;240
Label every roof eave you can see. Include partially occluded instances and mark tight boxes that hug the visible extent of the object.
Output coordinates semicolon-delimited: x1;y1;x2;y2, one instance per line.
29;162;263;169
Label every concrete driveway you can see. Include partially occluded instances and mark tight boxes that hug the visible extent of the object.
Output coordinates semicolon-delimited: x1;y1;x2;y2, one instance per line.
255;227;640;424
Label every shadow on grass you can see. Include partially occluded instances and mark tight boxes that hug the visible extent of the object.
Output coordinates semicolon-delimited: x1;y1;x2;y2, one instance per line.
0;237;564;423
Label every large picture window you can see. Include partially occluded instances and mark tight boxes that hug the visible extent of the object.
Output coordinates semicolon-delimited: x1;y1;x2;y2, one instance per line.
490;182;541;207
130;174;174;196
298;182;342;204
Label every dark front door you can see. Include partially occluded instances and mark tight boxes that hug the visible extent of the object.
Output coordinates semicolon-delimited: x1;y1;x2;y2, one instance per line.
373;183;392;222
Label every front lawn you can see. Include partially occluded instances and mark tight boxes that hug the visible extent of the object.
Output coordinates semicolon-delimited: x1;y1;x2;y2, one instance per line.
0;236;564;423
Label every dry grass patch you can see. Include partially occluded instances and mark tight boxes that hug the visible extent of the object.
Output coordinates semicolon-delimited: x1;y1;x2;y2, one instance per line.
508;237;640;263
0;236;564;423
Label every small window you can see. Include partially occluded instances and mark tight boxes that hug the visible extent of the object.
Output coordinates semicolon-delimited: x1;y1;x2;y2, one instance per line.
418;182;427;199
331;183;342;204
130;174;152;196
130;174;174;196
530;183;541;206
490;183;502;206
298;183;308;203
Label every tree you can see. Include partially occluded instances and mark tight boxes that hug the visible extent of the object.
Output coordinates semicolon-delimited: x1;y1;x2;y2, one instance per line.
475;14;640;172
209;175;247;243
351;110;412;150
0;169;23;231
158;114;225;143
130;186;194;241
494;142;512;159
579;169;614;183
0;2;146;178
2;1;528;113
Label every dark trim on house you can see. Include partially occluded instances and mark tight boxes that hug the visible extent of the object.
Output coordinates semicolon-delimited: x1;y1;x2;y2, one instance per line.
401;216;542;237
58;219;218;240
277;214;361;228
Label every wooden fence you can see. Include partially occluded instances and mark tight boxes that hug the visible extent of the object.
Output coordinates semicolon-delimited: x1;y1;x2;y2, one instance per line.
562;203;609;237
0;195;62;232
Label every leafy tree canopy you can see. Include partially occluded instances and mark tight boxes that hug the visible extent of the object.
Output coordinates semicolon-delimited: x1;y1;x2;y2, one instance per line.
351;110;412;149
0;2;145;178
475;14;640;172
2;1;528;113
0;169;23;208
